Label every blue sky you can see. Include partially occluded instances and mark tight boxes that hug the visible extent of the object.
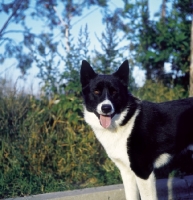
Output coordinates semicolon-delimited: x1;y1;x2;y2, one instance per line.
0;0;162;93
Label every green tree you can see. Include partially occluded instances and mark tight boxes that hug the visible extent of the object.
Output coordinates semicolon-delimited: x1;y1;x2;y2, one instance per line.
105;0;190;91
0;0;107;76
128;0;191;88
92;11;131;76
59;24;91;97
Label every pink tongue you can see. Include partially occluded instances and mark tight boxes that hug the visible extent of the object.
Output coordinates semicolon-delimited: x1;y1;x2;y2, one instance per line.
100;115;111;128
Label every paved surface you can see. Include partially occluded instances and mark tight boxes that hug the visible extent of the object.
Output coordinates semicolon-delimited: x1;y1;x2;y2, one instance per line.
6;175;193;200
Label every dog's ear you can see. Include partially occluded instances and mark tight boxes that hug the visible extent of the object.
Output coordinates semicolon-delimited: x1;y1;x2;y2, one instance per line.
80;60;97;87
113;60;129;86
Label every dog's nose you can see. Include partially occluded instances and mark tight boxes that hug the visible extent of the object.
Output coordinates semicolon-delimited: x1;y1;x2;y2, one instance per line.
101;104;112;114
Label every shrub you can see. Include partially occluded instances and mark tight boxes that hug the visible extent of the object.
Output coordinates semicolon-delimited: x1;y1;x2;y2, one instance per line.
133;80;187;102
0;83;121;198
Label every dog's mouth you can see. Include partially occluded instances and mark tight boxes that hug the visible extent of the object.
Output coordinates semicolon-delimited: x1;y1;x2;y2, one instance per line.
99;114;115;129
94;112;114;128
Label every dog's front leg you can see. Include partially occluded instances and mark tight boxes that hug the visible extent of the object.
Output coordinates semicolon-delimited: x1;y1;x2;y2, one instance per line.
135;172;158;200
119;166;140;200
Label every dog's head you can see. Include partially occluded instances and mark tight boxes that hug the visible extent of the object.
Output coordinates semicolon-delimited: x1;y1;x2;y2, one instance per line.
80;60;130;129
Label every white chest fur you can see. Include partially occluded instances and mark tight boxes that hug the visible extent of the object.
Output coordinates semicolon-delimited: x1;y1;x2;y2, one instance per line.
84;108;159;200
84;107;140;169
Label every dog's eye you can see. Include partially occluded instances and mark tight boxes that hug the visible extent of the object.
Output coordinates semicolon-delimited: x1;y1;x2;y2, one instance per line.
94;90;101;95
110;89;117;95
112;90;117;95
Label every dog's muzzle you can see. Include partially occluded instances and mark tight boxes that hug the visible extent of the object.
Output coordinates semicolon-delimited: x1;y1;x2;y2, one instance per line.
101;104;112;114
99;104;114;129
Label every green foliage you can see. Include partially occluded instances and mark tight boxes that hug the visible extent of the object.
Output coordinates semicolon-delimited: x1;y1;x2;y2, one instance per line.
0;80;121;199
92;12;129;75
133;80;188;102
119;0;191;89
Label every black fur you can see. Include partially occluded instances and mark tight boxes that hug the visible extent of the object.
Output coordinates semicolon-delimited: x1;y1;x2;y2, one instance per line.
128;99;193;179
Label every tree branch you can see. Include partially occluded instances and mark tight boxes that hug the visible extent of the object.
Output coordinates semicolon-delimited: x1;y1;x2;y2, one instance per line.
0;0;23;37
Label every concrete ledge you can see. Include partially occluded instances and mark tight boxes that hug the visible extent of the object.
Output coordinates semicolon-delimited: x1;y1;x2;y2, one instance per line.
156;175;193;200
7;175;193;200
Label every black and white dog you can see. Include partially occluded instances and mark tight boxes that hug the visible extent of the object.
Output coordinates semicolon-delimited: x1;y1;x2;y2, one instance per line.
80;60;193;200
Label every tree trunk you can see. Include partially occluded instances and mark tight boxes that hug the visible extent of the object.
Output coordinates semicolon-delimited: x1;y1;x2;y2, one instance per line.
189;14;193;97
161;0;166;20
